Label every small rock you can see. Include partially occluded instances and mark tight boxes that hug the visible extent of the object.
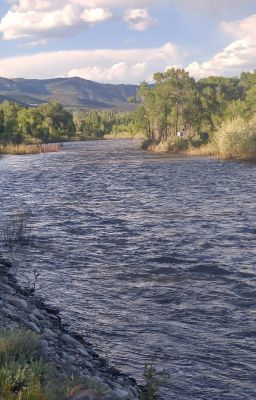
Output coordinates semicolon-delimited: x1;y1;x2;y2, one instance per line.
29;314;39;324
40;319;53;328
78;347;90;357
31;308;42;318
5;296;28;311
112;388;129;399
67;354;77;363
43;328;56;337
1;307;16;318
25;321;41;333
61;333;83;348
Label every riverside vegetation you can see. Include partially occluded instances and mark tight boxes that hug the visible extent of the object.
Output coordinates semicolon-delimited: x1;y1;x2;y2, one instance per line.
134;68;256;160
1;68;256;159
0;101;142;154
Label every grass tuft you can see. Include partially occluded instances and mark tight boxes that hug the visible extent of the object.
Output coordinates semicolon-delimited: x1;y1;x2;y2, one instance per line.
0;143;60;155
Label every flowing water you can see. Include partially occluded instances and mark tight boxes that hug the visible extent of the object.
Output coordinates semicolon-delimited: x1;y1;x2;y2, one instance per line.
0;139;256;399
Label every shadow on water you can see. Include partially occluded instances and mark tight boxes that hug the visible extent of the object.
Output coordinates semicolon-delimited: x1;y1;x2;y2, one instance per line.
0;139;256;399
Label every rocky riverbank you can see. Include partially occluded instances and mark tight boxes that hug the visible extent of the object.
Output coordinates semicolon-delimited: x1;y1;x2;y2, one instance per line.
0;258;141;400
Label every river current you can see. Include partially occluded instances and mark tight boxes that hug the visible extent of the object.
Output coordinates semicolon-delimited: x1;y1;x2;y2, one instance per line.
0;139;256;399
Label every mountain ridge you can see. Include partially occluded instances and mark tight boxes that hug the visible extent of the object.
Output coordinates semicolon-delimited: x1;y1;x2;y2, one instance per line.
0;76;139;110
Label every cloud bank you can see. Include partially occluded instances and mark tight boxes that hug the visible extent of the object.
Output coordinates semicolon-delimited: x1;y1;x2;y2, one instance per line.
0;42;181;83
0;0;158;40
1;1;256;82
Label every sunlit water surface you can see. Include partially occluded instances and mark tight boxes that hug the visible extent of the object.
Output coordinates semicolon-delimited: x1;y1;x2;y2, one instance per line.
0;140;256;399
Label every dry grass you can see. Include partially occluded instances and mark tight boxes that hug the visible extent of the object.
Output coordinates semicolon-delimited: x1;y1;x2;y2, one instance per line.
0;143;60;155
144;138;218;158
183;143;217;157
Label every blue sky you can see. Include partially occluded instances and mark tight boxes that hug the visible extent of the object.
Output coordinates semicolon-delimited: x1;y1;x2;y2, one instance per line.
0;0;255;83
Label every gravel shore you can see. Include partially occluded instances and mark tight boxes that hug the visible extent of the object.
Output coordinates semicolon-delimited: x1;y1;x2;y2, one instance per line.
0;258;141;400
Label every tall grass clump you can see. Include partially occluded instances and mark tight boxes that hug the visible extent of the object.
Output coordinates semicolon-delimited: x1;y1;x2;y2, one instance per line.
1;209;32;248
184;142;216;157
0;330;40;364
215;116;256;160
0;330;113;399
139;363;169;400
145;137;190;153
0;143;60;155
0;330;70;400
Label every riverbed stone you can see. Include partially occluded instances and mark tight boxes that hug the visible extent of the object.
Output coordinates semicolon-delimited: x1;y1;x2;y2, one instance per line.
0;265;141;399
112;388;129;399
25;321;41;333
4;295;28;311
31;308;42;318
78;347;90;357
61;333;83;348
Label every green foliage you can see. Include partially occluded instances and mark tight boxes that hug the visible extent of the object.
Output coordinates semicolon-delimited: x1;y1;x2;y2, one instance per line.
215;116;256;160
139;363;169;400
0;101;75;145
0;330;71;400
0;330;40;364
73;109;114;139
136;68;256;160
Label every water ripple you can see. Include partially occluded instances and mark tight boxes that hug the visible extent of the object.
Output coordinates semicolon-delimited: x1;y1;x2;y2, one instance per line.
0;140;256;399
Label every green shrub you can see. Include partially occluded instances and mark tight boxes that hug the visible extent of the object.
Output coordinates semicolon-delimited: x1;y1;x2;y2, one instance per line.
0;330;67;400
139;363;169;400
215;116;256;160
0;330;40;364
166;137;190;153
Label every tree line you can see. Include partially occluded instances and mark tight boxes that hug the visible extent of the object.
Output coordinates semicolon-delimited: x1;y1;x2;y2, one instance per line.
134;68;256;147
1;68;256;159
0;101;137;144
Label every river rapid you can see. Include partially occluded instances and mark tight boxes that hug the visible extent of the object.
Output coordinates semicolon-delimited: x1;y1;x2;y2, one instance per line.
0;139;256;399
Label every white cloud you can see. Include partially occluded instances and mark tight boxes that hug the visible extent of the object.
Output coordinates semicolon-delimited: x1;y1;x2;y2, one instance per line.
0;42;182;83
187;38;256;78
81;8;112;24
186;13;256;78
222;14;256;39
69;62;147;82
0;3;114;40
3;0;251;42
0;5;82;39
124;8;156;31
0;0;159;40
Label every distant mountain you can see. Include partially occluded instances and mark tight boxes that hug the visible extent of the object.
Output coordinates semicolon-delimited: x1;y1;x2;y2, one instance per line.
0;77;139;110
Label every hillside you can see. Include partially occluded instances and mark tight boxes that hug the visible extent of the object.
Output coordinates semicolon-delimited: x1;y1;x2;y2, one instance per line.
0;76;138;109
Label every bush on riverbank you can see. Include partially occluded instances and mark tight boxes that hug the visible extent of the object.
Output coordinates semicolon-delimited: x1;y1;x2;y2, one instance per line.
215;116;256;160
143;136;216;157
143;114;256;160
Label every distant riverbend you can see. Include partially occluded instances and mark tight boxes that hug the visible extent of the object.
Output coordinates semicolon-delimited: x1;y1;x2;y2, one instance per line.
0;139;255;399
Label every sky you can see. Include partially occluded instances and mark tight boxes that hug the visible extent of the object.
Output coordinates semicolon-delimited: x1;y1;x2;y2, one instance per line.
0;0;256;83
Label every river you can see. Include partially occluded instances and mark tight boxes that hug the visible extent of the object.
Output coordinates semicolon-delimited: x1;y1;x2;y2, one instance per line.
0;139;256;399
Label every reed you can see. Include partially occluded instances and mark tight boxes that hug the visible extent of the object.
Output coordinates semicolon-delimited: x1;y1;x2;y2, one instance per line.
0;143;60;155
